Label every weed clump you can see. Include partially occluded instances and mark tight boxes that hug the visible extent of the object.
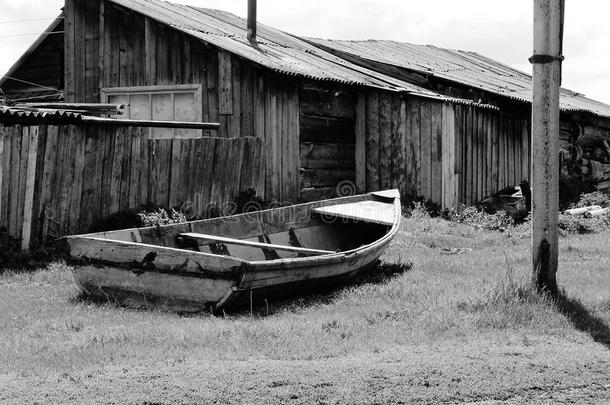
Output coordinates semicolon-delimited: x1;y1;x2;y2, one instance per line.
445;206;517;231
569;191;610;209
138;208;187;227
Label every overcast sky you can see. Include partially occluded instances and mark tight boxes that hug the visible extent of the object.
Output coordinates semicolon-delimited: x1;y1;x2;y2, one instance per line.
1;0;609;104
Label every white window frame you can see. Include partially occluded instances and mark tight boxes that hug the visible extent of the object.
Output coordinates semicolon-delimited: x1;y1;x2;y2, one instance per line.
101;84;204;139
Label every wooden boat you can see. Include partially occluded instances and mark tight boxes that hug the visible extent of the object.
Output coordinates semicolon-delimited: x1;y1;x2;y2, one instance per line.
66;190;401;312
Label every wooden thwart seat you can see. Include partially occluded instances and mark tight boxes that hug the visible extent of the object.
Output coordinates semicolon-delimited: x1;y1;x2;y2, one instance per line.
178;233;335;257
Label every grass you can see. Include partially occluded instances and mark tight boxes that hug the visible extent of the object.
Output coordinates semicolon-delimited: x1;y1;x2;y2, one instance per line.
1;213;609;404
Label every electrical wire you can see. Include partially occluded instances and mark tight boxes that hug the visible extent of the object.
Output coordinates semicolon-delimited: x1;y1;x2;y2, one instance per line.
0;17;62;25
1;76;62;92
0;31;64;39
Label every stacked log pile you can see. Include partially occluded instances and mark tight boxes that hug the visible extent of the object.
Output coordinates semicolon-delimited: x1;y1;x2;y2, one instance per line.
560;124;610;192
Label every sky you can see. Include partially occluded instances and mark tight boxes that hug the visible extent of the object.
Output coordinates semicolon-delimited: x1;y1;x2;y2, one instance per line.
0;0;609;104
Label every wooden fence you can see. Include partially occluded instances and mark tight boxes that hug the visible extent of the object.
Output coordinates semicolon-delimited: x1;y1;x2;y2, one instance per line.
0;124;263;250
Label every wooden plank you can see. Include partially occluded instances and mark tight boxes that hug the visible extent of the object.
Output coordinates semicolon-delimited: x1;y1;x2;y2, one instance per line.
300;143;356;170
179;232;334;257
16;127;30;239
118;9;133;87
128;127;142;209
406;97;420;197
39;126;59;243
365;91;380;192
290;87;300;202
430;101;442;204
218;51;233;115
155;24;169;85
139;127;150;206
378;92;392;190
491;114;499;193
144;17;157;86
0;128;5;229
476;111;484;201
119;127;133;212
29;126;48;247
228;55;241;137
69;125;86;233
393;95;407;192
355;93;366;193
79;125;99;234
84;0;100;102
465;107;473;205
419;100;432;200
64;0;76;102
74;0;86;101
453;105;464;204
21;127;39;251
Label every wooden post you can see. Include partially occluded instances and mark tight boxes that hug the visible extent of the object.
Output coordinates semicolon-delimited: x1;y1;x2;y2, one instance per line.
531;0;564;295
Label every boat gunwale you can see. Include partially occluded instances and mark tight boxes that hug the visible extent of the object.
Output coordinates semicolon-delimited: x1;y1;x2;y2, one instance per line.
66;191;402;268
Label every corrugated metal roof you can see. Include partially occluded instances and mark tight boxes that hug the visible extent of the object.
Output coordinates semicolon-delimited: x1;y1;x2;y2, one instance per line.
0;106;81;122
107;0;446;97
307;39;610;119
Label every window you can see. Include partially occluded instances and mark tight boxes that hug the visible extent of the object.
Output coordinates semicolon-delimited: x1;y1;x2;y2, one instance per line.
101;84;203;139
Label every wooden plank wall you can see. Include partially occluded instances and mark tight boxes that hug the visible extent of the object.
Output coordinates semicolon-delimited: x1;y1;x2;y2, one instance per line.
453;105;531;206
359;92;458;208
0;124;264;250
359;93;531;209
65;0;300;203
299;82;356;201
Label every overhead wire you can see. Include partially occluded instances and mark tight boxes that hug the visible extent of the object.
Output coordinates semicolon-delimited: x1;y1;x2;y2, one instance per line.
0;17;62;25
0;31;64;39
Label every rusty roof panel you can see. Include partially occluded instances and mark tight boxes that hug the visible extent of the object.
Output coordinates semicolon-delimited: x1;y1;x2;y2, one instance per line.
308;39;610;119
106;0;443;95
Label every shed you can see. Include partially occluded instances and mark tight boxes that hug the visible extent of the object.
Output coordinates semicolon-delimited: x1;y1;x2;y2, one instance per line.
307;39;610;200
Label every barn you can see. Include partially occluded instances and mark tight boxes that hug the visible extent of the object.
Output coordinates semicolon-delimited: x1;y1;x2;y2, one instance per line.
1;0;491;250
2;0;610;251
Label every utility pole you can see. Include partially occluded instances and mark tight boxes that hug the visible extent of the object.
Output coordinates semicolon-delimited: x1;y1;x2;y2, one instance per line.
531;0;565;295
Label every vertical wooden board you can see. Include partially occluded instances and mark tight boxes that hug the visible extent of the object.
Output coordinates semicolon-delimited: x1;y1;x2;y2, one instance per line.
491;114;499;193
61;126;79;235
241;65;255;138
155;25;169;85
507;119;514;187
419;100;432;200
118;10;133;87
254;74;265;139
466;106;476;205
171;30;181;84
98;0;106;93
476;111;484;201
21;127;39;250
69;125;86;232
64;0;76;102
485;112;492;197
29;126;48;246
84;0;100;102
74;0;86;101
79;125;99;233
218;50;233;115
405;97;420;196
15;127;30;239
182;35;192;84
206;48;219;128
378;92;392;191
99;126;115;218
139;128;150;206
290;87;300;202
169;138;184;209
108;6;121;88
0;128;5;229
144;17;157;86
365;91;380;192
128;128;142;210
448;104;458;208
229;139;246;201
394;96;407;193
239;137;253;192
228;55;241;138
279;86;288;200
430;101;443;204
119;127;133;212
39;126;59;243
453;105;464;204
108;128;124;215
132;14;146;86
265;85;279;201
354;93;366;193
209;139;224;205
200;137;218;211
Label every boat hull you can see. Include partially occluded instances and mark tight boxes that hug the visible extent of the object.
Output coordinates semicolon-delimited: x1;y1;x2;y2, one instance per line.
67;190;402;312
